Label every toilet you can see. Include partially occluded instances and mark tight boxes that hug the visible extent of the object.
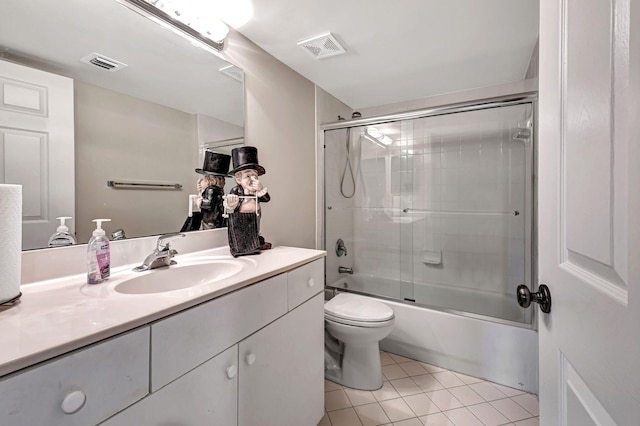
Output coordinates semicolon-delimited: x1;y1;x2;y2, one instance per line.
324;292;395;390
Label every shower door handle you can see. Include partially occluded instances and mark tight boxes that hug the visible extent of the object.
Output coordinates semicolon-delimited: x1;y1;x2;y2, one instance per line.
516;284;551;313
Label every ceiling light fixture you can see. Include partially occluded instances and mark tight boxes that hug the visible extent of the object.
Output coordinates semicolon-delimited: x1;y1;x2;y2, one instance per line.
365;127;393;146
119;0;230;52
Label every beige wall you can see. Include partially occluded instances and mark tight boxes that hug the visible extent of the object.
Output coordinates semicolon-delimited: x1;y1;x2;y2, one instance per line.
75;81;197;242
222;32;319;249
315;87;353;250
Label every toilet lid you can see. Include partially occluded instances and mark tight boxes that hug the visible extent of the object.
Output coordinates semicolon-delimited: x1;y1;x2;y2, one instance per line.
324;293;394;322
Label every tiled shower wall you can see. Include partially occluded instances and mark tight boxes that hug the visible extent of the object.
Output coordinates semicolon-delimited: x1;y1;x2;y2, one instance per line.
325;103;533;323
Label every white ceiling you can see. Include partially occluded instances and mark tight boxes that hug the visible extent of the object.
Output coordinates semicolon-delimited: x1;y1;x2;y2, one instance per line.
1;1;538;122
232;0;539;110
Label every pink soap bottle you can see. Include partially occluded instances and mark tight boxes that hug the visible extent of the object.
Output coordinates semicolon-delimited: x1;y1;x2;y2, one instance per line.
87;219;111;284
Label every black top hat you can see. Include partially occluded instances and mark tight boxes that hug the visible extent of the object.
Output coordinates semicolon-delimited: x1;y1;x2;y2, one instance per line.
195;150;231;176
229;146;266;176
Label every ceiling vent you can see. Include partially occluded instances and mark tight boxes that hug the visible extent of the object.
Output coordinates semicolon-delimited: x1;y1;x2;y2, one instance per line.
219;64;244;82
297;33;346;59
80;53;128;72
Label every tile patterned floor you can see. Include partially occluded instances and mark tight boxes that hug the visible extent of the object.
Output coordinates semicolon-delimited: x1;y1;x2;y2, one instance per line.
319;351;539;426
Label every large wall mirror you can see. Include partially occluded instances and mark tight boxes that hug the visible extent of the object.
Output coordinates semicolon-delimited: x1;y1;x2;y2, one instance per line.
0;0;244;250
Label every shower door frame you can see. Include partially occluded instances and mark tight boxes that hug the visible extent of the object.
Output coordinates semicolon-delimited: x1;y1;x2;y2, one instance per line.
318;91;538;329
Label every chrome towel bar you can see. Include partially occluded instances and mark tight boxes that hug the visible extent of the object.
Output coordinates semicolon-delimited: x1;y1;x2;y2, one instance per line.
107;180;182;190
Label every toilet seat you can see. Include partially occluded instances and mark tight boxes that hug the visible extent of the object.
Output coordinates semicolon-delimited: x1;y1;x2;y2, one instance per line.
324;293;394;326
325;312;394;328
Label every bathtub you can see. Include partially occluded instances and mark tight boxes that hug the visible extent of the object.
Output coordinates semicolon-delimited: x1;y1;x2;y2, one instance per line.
329;275;539;394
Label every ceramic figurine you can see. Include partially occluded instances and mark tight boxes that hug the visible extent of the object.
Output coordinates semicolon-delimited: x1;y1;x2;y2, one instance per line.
224;146;271;256
194;150;231;230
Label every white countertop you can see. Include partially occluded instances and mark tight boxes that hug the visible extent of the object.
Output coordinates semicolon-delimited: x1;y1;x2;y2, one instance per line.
0;245;325;377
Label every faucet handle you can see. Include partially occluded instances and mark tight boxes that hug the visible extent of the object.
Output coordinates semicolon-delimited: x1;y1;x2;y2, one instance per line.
157;233;185;250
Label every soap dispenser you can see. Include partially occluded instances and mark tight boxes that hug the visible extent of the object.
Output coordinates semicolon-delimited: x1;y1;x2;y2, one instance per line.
87;218;111;284
48;216;76;248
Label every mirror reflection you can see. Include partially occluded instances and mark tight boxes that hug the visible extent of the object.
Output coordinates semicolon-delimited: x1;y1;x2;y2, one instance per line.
0;0;244;250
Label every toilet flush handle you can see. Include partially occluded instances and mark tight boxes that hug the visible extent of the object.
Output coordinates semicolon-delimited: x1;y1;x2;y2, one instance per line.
245;352;256;366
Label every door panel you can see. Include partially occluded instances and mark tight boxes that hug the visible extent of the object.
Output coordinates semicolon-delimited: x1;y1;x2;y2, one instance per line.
0;60;74;250
3;130;46;218
539;0;640;424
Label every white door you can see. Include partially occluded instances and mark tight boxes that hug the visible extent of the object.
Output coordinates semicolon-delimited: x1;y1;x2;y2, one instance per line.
0;59;74;250
538;0;640;424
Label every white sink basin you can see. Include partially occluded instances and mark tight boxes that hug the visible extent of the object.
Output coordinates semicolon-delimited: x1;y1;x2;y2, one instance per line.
115;260;244;294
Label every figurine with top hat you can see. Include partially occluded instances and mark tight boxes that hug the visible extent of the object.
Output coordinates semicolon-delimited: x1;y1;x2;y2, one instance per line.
223;146;271;256
193;150;231;230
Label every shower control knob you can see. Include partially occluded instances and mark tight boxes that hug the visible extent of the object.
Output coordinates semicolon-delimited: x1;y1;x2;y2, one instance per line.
517;284;551;313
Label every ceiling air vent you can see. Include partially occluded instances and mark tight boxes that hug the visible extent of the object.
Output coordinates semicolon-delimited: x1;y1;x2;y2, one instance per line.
219;64;244;82
297;33;346;59
80;53;128;72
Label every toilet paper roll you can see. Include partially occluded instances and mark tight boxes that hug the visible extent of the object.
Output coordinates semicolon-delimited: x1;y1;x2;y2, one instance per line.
0;184;22;304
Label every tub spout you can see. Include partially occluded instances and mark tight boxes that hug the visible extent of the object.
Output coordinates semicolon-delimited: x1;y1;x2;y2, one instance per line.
338;266;353;274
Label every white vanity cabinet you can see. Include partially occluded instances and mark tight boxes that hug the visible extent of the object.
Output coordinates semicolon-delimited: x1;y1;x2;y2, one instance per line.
103;258;325;426
0;327;150;426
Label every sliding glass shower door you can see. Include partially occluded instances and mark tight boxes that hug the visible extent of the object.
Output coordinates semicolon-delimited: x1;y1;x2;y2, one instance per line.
324;102;534;324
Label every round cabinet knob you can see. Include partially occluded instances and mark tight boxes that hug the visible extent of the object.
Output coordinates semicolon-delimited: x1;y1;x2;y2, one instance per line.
226;365;237;379
307;278;315;288
61;390;86;414
245;353;256;366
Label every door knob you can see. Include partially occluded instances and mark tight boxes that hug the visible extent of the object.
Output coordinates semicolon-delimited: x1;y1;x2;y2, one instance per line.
61;390;86;414
226;365;237;379
245;353;256;365
517;284;551;313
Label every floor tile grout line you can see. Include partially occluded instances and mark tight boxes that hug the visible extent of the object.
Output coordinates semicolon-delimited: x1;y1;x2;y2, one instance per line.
323;352;539;426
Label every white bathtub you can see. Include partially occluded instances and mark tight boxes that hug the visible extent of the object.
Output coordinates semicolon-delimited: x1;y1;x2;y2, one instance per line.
329;275;539;394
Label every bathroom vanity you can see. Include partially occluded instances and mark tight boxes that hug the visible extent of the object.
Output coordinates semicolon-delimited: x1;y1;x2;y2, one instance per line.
0;245;325;425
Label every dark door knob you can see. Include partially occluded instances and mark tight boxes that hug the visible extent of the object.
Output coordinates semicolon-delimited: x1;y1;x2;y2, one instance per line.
517;284;551;313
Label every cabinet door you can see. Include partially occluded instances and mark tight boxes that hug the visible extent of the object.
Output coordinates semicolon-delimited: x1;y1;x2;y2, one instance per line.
102;345;238;426
238;294;324;426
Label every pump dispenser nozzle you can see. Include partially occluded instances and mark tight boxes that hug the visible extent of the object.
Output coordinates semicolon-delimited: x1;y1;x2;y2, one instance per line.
48;216;76;247
56;216;72;233
92;218;111;237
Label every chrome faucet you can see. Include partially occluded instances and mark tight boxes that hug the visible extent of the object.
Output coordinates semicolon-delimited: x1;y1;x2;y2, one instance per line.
338;266;353;274
133;233;185;272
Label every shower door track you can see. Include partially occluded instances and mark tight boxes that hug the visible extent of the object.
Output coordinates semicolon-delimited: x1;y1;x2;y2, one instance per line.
320;91;537;131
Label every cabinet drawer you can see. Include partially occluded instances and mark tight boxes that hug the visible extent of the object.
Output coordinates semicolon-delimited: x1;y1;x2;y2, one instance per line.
287;259;323;310
0;327;149;426
151;274;288;390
